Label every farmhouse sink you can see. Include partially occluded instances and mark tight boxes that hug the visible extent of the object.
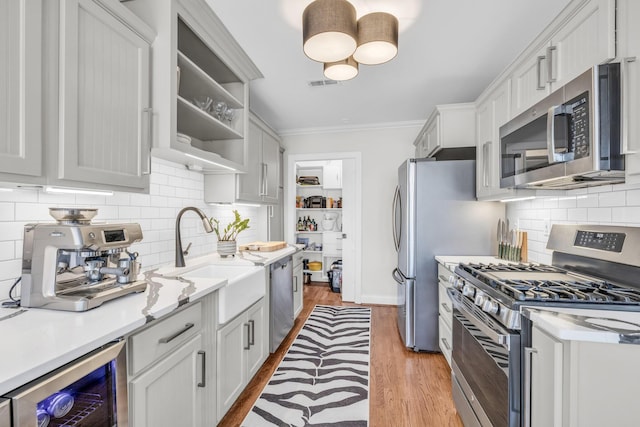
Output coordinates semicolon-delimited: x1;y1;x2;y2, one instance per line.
180;264;265;324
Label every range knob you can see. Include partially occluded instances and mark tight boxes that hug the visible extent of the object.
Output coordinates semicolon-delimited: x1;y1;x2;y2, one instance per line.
474;291;486;307
448;275;455;285
452;277;464;290
462;284;476;298
482;299;500;315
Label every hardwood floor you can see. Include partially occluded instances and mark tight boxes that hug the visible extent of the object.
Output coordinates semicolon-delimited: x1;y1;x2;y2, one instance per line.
217;283;463;427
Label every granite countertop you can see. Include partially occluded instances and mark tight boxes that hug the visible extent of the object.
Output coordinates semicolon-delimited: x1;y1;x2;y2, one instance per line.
522;306;640;345
0;244;297;396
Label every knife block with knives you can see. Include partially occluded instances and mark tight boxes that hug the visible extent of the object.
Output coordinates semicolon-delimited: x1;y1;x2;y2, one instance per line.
497;219;527;262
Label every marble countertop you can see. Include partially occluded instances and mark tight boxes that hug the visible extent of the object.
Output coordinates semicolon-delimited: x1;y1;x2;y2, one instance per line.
522;306;640;345
0;245;297;396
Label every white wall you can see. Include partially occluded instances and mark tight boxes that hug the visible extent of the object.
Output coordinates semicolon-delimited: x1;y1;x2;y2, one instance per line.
0;158;260;299
505;182;640;264
281;124;419;304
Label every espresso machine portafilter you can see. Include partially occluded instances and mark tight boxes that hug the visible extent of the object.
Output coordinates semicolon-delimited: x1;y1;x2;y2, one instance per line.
21;208;146;311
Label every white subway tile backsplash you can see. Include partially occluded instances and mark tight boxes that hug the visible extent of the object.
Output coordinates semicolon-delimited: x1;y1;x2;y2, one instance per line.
576;194;599;208
507;182;640;264
627;189;640;206
0;241;15;261
611;206;640;224
0;158;262;298
587;207;612;223
598;191;626;207
0;203;14;221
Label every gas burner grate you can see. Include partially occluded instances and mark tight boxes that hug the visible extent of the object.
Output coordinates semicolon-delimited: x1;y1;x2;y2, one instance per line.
458;262;640;306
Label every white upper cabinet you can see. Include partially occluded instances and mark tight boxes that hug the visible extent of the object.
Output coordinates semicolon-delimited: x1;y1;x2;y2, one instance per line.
511;0;616;117
55;0;153;191
0;0;43;183
476;80;527;200
618;0;640;181
207;113;282;204
414;103;476;158
123;0;262;173
0;0;155;192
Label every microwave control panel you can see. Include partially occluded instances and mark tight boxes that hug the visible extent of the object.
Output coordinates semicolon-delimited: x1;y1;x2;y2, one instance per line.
568;93;589;158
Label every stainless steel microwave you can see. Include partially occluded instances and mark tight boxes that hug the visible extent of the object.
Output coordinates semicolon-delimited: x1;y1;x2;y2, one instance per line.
499;63;624;190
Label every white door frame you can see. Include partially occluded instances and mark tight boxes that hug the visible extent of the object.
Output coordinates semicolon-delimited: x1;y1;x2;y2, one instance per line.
285;152;363;303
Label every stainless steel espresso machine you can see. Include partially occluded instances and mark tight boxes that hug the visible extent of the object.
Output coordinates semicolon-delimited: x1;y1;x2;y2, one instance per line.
21;208;147;311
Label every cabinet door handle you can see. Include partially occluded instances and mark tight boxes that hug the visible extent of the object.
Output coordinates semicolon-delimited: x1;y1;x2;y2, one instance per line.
482;141;490;188
244;323;251;349
440;302;451;313
260;163;268;196
293;275;298;292
142;108;153;175
197;350;206;388
158;322;194;344
523;347;538;427
440;337;451;351
536;55;546;90
249;319;255;346
546;45;557;84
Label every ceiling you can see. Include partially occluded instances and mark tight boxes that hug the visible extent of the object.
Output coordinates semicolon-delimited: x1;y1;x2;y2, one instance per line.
205;0;571;135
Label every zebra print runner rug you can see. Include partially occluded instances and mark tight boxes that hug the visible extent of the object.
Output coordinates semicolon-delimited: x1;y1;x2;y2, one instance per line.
242;305;371;426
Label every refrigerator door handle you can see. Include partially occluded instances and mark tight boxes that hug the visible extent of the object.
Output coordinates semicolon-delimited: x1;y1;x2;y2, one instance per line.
392;185;401;251
392;267;406;285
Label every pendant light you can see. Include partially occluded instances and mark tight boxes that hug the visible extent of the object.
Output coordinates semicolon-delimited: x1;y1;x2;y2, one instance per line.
302;0;357;63
353;12;399;65
324;56;359;81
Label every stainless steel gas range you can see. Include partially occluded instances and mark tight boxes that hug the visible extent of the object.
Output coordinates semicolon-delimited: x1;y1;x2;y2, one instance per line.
447;224;640;427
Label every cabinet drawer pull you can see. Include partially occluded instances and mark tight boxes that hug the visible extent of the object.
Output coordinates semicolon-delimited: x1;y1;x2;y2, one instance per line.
249;319;255;346
244;323;251;350
158;322;195;344
197;350;206;388
441;338;451;351
293;275;298;292
441;302;451;313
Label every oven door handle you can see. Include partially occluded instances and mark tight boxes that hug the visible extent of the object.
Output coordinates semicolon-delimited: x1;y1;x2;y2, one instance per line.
448;288;511;348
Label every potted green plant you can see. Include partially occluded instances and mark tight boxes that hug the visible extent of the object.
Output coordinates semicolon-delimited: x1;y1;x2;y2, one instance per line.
210;210;250;257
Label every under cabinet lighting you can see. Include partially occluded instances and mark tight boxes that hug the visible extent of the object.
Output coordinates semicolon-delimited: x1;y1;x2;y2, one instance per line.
0;188;14;192
499;196;536;203
185;154;237;171
44;186;114;196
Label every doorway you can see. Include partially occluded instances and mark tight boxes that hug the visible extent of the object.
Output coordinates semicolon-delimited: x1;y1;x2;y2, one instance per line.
285;152;362;303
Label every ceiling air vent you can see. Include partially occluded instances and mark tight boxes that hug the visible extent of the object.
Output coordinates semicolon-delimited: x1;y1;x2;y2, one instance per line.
308;79;340;87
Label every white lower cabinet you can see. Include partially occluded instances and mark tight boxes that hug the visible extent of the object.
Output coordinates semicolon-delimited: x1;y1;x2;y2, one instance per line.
130;335;204;427
437;263;454;366
527;324;640;427
217;298;268;421
127;302;207;427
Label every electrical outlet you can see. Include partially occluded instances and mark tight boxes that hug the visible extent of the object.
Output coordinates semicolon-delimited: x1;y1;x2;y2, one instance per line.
543;219;551;237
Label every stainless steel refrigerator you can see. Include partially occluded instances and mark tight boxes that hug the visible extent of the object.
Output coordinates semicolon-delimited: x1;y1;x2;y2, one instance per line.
392;158;504;352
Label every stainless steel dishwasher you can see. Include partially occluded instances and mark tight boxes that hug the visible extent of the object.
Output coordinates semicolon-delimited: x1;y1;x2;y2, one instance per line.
269;256;294;352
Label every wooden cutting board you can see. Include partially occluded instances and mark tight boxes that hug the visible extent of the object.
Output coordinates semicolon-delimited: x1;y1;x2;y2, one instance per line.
238;241;287;252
